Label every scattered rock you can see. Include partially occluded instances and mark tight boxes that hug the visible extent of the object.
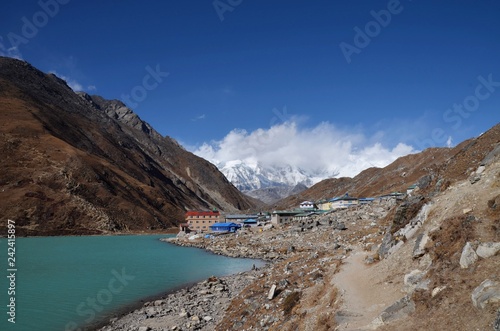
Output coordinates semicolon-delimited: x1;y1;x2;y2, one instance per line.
413;233;429;259
263;224;274;231
268;284;277;300
463;208;473;214
476;242;500;259
431;286;447;298
494;309;500;331
403;269;429;293
471;280;500;309
378;233;395;259
469;173;481;184
138;327;150;331
203;316;213;322
335;222;347;230
387;240;404;256
459;242;478;268
374;295;416;325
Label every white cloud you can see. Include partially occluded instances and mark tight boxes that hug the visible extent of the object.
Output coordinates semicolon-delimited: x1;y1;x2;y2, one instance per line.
49;71;83;91
194;121;416;178
192;114;206;121
446;136;453;148
0;45;23;60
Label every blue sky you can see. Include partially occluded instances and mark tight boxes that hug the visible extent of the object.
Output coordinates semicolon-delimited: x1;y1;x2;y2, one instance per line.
1;1;499;175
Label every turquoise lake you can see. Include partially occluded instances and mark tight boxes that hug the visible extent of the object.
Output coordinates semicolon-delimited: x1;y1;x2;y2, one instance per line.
0;235;264;331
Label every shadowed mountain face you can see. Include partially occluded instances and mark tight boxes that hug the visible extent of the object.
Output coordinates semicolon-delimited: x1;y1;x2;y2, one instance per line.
274;123;500;209
0;57;255;236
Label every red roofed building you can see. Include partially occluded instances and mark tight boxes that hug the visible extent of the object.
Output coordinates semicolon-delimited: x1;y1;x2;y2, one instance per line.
184;210;221;232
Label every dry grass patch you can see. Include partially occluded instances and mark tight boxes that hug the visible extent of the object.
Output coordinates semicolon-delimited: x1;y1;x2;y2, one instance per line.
283;291;301;315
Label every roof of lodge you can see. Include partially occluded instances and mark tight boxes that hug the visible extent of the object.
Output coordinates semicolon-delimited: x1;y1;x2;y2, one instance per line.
329;196;358;202
225;214;259;218
185;210;220;217
209;222;240;227
272;210;302;215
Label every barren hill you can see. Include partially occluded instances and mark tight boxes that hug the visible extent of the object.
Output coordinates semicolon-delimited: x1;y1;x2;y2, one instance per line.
0;57;255;236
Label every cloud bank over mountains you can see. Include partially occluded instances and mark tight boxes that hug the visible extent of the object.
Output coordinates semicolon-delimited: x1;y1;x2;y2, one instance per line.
194;120;415;179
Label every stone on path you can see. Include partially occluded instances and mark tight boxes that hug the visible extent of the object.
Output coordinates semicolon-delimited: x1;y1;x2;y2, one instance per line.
268;284;277;300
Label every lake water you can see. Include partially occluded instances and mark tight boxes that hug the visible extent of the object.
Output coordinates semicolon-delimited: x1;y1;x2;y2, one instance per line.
0;235;263;331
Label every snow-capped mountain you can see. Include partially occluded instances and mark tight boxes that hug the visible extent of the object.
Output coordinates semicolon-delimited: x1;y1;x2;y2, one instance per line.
216;160;335;200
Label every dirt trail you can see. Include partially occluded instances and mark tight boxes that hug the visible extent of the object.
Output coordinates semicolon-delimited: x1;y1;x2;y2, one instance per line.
333;249;402;330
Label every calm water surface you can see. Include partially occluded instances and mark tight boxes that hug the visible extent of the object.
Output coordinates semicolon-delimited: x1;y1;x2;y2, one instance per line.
0;235;263;331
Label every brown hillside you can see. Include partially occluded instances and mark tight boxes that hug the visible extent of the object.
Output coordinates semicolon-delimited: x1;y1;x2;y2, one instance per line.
0;57;255;236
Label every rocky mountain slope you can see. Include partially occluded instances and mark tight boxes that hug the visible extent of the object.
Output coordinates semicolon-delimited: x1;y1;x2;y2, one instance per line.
0;57;255;236
245;183;308;205
275;123;500;209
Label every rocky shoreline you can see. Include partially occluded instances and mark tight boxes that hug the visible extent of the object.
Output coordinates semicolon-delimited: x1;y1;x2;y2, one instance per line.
98;265;271;331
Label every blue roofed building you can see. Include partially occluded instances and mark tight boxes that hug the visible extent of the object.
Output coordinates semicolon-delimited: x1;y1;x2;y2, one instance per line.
209;222;241;233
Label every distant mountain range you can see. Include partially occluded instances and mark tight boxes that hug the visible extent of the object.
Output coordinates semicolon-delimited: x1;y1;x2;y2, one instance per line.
215;160;336;203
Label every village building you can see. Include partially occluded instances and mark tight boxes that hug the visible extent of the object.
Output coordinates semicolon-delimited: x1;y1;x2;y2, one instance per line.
242;219;259;227
379;192;405;200
293;210;325;221
224;214;260;223
407;184;418;195
271;210;302;225
329;194;359;209
209;222;241;233
299;201;316;209
184;210;221;232
358;198;375;205
316;199;331;211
